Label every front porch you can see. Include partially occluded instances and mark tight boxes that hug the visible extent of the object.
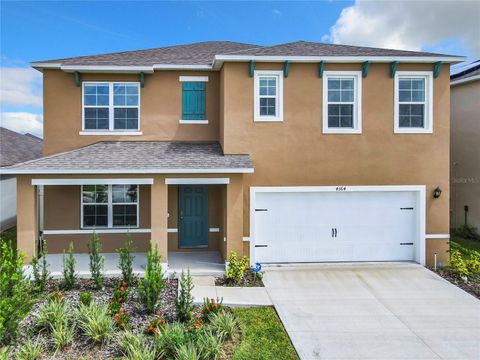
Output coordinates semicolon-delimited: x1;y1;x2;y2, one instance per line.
3;140;253;271
42;251;225;277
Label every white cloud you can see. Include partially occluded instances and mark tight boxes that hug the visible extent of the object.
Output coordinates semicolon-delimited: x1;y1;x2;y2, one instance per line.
0;112;43;138
325;0;480;57
272;9;283;18
0;67;43;107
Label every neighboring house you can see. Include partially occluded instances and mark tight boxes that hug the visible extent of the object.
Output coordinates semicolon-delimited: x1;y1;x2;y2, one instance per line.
450;62;480;231
0;127;42;231
0;41;463;268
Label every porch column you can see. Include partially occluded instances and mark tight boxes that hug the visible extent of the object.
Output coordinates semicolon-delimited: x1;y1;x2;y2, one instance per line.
16;175;38;262
225;174;244;258
151;175;168;261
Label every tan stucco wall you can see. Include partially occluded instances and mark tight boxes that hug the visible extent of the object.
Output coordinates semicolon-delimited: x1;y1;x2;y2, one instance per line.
450;80;480;230
220;62;451;265
42;70;220;156
16;176;38;262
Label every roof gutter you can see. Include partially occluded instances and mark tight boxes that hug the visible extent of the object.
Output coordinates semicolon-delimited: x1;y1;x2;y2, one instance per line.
0;168;255;175
450;74;480;86
212;55;466;70
31;62;214;73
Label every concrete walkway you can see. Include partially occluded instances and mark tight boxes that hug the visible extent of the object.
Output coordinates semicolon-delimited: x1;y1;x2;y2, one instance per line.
190;276;272;306
263;263;480;360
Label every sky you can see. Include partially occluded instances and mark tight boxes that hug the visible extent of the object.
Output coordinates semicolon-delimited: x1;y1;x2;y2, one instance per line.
1;0;479;138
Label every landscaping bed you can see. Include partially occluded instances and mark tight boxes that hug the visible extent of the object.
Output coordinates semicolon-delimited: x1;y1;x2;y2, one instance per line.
434;267;480;299
215;269;264;287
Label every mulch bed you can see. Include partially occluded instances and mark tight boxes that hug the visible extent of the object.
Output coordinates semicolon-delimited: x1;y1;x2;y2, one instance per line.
432;267;480;300
215;269;264;287
13;277;178;359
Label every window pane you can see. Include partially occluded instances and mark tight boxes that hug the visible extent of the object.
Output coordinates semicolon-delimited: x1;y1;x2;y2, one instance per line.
411;116;424;127
83;192;95;203
341;90;354;102
411;104;424;116
411;79;425;90
328;90;340;102
399;116;410;127
114;108;138;130
399;90;411;102
83;205;108;227
84;84;109;106
341;79;354;90
399;104;411;116
112;204;137;227
399;79;411;90
339;104;353;116
398;104;425;128
328;115;340;128
328;79;340;89
84;108;109;129
340;115;353;128
411;90;425;102
259;97;276;116
112;185;137;203
328;104;340;116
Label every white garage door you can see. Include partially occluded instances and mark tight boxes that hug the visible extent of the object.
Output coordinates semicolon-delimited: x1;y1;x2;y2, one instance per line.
253;188;421;263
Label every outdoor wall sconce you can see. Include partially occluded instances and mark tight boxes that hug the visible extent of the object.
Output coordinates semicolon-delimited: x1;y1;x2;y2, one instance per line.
433;186;442;198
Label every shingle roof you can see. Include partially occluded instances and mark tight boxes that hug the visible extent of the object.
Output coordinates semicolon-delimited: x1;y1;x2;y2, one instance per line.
35;41;261;66
0;141;253;174
451;62;480;82
33;40;459;67
0;127;43;167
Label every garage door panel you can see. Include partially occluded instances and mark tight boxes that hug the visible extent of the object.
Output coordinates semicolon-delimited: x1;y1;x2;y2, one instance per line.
254;189;419;263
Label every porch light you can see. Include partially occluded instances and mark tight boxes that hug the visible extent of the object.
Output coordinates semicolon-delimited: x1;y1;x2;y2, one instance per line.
433;186;442;198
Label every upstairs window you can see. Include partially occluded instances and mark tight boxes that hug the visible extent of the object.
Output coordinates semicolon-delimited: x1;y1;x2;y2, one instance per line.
254;70;283;122
82;184;138;228
323;71;362;134
179;76;208;124
394;72;433;133
82;82;140;132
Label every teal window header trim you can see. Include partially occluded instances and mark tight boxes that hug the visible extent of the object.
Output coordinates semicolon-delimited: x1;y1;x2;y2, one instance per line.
318;61;325;78
362;61;370;78
182;81;206;120
390;61;399;78
284;61;291;78
433;62;442;78
249;60;255;77
74;71;81;87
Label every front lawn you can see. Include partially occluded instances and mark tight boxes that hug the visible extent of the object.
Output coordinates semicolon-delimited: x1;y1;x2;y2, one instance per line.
232;307;298;360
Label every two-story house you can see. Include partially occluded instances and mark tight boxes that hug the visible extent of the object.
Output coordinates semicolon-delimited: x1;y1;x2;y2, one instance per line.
1;41;463;269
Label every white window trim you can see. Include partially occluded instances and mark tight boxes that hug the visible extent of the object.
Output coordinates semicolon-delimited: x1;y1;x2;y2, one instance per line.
394;71;433;134
254;70;284;122
179;76;209;82
80;184;140;229
82;81;141;133
322;71;362;134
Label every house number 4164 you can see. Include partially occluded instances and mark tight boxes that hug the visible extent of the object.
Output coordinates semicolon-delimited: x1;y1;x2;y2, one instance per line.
336;186;347;191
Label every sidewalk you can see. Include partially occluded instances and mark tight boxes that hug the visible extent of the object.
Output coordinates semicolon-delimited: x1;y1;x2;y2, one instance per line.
190;276;273;306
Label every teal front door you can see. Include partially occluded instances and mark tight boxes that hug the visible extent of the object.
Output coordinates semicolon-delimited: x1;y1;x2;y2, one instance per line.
179;185;209;248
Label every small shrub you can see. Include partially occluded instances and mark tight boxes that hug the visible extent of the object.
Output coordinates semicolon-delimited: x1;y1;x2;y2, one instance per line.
138;242;165;313
466;253;480;275
109;280;129;316
79;291;92;306
146;311;165;335
113;307;130;330
51;321;74;351
36;297;69;332
175;269;195;323
76;303;115;343
118;233;135;284
153;322;190;358
453;224;480;241
174;342;198;360
16;336;45;360
0;240;33;345
88;231;104;290
62;242;76;289
225;251;249;284
211;311;238;340
449;250;480;279
202;297;223;321
50;290;64;303
119;331;157;360
195;328;223;360
0;347;9;360
30;255;41;291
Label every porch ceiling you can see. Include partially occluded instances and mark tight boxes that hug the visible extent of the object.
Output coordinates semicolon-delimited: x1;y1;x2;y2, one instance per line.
0;141;254;174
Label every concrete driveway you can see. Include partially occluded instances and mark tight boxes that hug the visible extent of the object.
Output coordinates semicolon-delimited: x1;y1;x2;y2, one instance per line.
263;263;480;360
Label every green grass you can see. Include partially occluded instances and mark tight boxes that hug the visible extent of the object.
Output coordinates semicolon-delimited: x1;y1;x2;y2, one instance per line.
231;307;298;360
0;227;17;249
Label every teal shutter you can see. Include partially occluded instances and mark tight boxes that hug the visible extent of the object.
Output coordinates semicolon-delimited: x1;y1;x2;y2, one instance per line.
182;82;206;120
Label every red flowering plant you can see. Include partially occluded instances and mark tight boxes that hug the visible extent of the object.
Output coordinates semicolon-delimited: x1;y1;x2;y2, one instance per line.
201;297;223;321
108;280;129;315
146;310;166;335
192;313;204;329
113;307;130;330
